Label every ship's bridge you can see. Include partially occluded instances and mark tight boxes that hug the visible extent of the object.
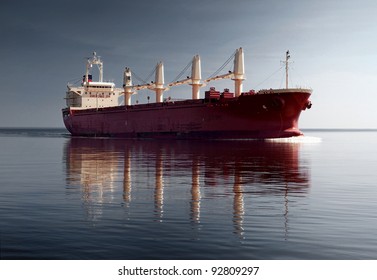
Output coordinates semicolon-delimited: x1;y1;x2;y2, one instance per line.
85;81;115;89
65;52;123;110
66;81;122;109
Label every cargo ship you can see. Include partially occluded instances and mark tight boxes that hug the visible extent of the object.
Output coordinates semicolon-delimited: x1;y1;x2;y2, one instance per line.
62;48;312;139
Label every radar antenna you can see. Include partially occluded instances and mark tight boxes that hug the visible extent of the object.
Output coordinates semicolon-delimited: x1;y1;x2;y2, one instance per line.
84;51;103;84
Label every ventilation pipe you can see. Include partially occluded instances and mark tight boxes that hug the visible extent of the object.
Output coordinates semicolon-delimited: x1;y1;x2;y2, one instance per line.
232;48;245;97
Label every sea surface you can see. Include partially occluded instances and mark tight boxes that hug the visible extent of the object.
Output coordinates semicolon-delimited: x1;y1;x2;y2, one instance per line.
0;128;376;260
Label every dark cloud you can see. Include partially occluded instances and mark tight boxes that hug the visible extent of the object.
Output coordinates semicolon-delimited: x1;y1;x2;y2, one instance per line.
1;0;377;127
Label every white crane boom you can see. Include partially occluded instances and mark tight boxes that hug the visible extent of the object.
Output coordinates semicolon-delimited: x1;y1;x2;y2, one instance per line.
204;72;234;83
168;78;191;87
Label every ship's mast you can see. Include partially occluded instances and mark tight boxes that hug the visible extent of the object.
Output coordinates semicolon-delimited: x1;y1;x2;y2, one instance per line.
285;50;290;89
204;48;245;97
153;62;166;103
123;62;168;105
232;47;245;97
85;52;103;84
168;55;203;100
123;67;134;106
190;55;202;100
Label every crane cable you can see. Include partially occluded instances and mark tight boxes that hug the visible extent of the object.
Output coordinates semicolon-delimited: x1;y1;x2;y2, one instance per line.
169;59;192;84
207;50;236;80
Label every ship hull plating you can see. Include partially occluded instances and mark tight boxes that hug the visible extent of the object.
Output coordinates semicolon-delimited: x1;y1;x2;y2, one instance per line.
62;90;311;139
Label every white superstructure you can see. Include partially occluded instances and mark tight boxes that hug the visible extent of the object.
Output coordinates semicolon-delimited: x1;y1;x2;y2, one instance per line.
65;48;247;109
66;52;123;109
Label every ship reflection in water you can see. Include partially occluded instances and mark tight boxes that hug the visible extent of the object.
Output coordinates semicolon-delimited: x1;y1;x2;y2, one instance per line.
64;138;310;238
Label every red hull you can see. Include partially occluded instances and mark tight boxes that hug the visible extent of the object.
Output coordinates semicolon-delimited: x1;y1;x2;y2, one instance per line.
62;90;311;139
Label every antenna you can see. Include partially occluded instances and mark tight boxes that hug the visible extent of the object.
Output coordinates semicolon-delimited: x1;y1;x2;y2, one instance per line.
85;51;103;84
285;50;290;89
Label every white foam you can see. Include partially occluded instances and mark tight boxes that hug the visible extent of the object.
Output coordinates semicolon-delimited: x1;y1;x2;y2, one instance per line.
266;135;322;143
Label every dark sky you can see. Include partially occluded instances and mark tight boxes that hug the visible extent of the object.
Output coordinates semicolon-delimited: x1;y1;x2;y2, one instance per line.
1;0;377;128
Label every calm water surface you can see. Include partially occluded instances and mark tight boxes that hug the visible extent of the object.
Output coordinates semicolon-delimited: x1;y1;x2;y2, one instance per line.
0;128;376;259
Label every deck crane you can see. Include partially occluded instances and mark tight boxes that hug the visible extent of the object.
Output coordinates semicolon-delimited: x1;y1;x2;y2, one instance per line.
204;47;245;97
123;62;168;105
168;55;203;100
122;48;245;105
